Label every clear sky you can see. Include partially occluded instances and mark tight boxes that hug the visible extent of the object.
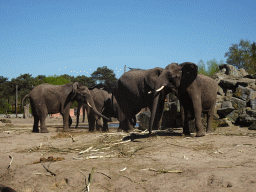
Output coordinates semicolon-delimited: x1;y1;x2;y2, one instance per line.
1;0;255;80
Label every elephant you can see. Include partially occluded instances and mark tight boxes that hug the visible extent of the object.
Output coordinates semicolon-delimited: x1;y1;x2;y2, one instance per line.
153;62;218;137
76;87;124;132
112;67;174;134
22;82;110;133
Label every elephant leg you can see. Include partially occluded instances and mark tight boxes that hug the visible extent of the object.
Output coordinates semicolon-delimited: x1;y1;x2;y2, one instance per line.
62;112;70;132
95;117;103;131
33;115;40;133
88;114;96;132
69;115;72;128
182;106;191;136
192;99;204;137
206;105;215;133
76;105;81;128
40;114;49;133
118;118;133;132
102;118;109;132
82;106;86;123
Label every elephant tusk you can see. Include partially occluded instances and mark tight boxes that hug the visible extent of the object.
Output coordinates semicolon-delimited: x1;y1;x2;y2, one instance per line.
87;102;92;108
156;86;164;92
148;91;152;94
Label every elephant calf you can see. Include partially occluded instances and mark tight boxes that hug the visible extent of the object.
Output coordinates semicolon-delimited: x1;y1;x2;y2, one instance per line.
76;88;123;132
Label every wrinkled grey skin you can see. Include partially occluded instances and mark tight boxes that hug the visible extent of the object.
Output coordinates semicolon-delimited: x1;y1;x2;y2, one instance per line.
76;88;124;132
113;67;172;134
22;82;110;133
156;62;218;137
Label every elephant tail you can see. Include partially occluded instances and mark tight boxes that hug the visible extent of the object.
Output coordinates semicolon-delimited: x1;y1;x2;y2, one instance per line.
22;93;30;106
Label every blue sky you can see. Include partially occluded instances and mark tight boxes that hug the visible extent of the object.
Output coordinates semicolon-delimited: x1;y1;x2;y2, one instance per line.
1;0;255;80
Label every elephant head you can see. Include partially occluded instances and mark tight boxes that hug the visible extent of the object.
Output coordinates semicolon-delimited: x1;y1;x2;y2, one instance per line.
72;82;111;121
152;62;198;94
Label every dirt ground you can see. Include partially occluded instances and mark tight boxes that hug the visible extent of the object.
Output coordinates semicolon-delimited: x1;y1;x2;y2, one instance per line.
1;116;256;192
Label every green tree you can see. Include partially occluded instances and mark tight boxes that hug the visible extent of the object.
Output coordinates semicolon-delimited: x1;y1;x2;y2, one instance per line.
74;75;95;87
225;39;256;73
33;75;46;86
91;66;117;88
0;76;9;113
197;59;222;76
43;75;71;85
197;59;208;75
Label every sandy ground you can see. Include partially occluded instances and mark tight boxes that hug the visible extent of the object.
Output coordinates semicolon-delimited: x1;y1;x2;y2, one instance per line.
1;116;256;192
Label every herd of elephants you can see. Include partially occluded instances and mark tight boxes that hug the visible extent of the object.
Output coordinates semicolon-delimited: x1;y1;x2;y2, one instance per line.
22;62;218;137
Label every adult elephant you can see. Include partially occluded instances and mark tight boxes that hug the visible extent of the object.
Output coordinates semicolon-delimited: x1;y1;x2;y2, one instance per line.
76;88;124;132
22;82;110;133
113;67;182;134
153;62;218;137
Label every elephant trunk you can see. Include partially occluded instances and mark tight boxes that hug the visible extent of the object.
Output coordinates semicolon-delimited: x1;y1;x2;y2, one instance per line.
149;92;160;135
87;101;111;121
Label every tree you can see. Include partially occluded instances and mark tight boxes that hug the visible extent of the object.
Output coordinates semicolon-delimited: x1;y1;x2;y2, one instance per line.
197;59;222;76
43;75;71;85
225;39;256;73
74;75;95;87
91;66;117;87
197;60;208;75
33;75;46;86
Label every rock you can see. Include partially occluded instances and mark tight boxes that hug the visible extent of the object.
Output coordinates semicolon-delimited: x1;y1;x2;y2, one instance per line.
214;103;222;118
250;100;256;110
222;101;233;108
248;122;256;130
230;97;247;113
217;105;235;118
219;79;237;89
236;78;256;87
219;64;243;77
218;118;233;127
217;86;224;96
244;73;256;79
245;108;256;117
234;85;256;101
239;68;249;76
138;111;151;130
237;114;256;127
0;119;12;123
224;90;233;101
216;95;224;103
226;110;240;123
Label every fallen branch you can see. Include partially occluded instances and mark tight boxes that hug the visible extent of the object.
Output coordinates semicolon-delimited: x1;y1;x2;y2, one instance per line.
79;146;93;155
7;155;13;169
147;168;182;173
96;171;111;179
110;140;131;146
42;163;56;176
85;155;115;159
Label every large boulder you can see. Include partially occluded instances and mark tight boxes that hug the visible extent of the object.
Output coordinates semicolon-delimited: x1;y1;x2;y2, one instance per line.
237;114;256;127
230;97;247;113
234;85;256;102
219;64;243;77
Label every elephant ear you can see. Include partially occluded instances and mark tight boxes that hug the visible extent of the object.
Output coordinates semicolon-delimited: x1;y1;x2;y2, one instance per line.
145;67;163;90
179;62;198;88
70;82;80;99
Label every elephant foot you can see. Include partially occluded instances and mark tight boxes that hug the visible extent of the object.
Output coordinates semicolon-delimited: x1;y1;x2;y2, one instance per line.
117;128;124;132
32;129;40;133
182;132;192;137
62;129;69;132
40;129;49;133
195;131;205;137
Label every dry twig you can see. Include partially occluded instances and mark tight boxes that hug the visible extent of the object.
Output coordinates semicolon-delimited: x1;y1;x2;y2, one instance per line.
7;155;13;169
42;163;56;176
